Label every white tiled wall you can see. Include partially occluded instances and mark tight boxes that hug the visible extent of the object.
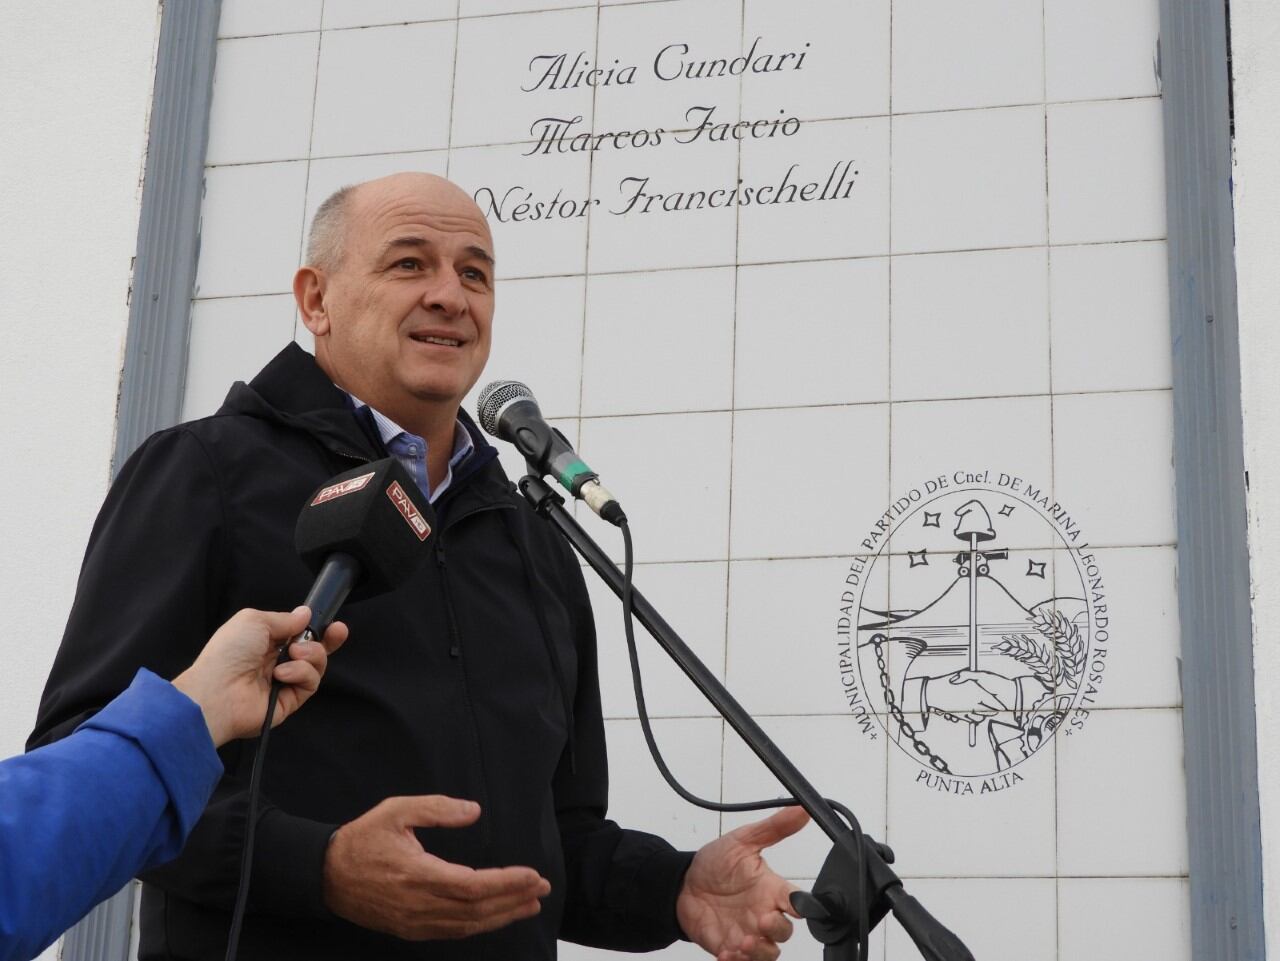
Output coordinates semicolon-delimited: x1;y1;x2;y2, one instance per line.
188;1;1179;958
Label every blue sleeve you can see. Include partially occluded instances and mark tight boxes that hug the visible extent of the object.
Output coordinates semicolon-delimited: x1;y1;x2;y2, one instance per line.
0;670;223;961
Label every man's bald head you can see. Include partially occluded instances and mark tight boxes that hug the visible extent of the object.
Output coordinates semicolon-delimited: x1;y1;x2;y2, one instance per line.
305;173;489;272
293;170;497;441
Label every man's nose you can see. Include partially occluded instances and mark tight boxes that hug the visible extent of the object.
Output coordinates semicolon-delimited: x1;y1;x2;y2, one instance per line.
420;270;467;316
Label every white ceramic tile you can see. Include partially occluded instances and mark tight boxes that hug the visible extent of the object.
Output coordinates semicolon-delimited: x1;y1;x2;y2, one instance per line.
721;715;889;880
219;0;323;37
735;258;890;409
322;0;458;30
582;268;734;416
885;716;1056;876
463;275;585;422
742;0;889;122
1048;98;1166;246
576;412;732;563
1059;878;1191;961
726;557;885;717
892;106;1047;254
738;117;891;264
883;878;1055;961
1052;546;1180;709
889;397;1055;550
589;561;728;719
730;405;890;559
1045;0;1161;103
311;22;456;157
206;34;319;165
453;8;596;149
891;247;1050;402
587;131;739;274
183;296;297;420
1052;390;1175;547
892;0;1043;113
195;161;308;298
1050;241;1171;393
594;0;742;136
463;0;592;15
602;717;724;850
1057;707;1188;875
453;141;592;277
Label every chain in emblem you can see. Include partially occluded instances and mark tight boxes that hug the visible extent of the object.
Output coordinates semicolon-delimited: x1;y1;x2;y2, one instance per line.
872;633;952;774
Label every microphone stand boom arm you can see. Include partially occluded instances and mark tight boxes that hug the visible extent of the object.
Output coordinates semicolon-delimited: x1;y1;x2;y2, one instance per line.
517;475;974;961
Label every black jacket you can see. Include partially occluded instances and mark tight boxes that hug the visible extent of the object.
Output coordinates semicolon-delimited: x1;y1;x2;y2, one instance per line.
29;344;692;960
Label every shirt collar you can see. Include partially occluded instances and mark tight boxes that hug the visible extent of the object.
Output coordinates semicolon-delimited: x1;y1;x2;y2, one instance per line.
344;393;471;458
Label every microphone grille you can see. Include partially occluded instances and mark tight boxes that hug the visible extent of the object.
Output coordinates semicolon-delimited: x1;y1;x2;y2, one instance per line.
477;380;535;437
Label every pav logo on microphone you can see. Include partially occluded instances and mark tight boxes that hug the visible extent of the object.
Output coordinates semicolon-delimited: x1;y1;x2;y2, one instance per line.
835;470;1110;797
386;481;432;541
310;471;376;506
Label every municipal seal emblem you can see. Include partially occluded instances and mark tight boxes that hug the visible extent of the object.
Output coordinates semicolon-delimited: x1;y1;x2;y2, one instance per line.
835;472;1110;794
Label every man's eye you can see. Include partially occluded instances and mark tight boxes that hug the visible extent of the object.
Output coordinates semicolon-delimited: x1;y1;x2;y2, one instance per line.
462;267;489;284
395;258;422;270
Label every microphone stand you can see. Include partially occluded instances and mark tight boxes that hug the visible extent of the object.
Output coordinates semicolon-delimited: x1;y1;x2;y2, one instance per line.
518;475;975;961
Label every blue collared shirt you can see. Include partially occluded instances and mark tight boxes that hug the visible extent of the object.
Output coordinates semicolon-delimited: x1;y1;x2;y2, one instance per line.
346;394;474;503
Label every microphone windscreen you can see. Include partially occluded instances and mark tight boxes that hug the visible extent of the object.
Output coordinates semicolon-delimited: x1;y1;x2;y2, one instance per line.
477;380;535;437
294;458;435;599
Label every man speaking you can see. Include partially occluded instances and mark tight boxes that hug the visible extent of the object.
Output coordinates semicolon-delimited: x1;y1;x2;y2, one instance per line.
30;173;805;960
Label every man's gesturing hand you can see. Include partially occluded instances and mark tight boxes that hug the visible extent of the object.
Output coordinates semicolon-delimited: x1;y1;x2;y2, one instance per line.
677;806;810;961
323;795;551;941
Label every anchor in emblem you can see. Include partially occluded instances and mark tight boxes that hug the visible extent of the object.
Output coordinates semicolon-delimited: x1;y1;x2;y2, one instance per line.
951;499;1008;746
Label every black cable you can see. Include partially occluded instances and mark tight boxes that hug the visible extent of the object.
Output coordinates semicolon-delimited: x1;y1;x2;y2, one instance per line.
223;678;282;961
617;521;871;959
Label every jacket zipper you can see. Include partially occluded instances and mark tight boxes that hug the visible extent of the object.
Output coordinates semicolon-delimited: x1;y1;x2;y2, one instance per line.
433;499;515;858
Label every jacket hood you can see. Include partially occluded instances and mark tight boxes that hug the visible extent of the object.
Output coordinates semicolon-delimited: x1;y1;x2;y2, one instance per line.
216;343;499;476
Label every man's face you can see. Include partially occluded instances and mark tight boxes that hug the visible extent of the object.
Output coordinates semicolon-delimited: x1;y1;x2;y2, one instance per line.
306;175;496;422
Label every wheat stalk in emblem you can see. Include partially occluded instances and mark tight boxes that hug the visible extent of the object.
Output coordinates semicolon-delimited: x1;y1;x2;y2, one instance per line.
994;609;1085;689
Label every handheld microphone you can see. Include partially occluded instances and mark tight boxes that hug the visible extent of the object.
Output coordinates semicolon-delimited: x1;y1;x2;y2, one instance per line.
477;380;626;526
291;458;436;646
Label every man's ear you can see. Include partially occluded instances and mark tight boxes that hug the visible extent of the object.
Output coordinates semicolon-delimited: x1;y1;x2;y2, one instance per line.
294;266;330;336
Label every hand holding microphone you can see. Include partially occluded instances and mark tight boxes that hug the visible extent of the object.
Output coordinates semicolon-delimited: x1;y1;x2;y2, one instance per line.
172;607;347;746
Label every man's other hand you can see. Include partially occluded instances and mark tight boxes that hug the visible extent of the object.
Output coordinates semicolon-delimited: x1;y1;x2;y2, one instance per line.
677;806;809;961
172;606;347;745
323;795;551;940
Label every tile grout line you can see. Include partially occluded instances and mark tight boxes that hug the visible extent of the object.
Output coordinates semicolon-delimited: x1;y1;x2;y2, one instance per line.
443;3;462;181
193;239;1173;287
576;0;603;458
602;704;1189;721
883;0;896;908
293;3;326;344
204;94;1162;167
179;357;1184;419
717;0;749;833
1040;2;1064;957
1034;3;1064;957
